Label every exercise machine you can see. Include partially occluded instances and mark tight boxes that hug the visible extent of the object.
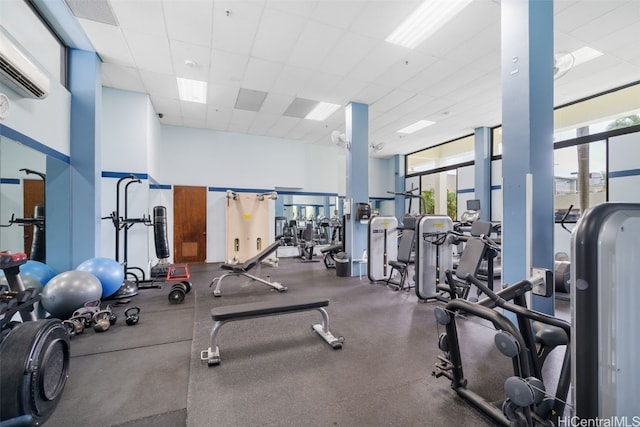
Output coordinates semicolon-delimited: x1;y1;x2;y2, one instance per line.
572;202;640;419
0;251;70;426
209;241;287;297
433;245;568;426
414;215;454;300
367;215;398;283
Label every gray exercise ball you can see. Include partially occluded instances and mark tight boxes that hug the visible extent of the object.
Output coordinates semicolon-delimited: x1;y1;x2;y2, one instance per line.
40;270;102;319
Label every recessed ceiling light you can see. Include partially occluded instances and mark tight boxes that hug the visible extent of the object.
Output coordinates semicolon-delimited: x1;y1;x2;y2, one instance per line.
386;0;473;49
176;77;207;104
571;46;603;67
397;119;436;134
305;102;341;121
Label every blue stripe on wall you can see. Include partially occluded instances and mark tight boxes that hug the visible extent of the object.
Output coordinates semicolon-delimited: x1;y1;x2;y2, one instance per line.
101;171;149;180
150;184;171;190
491;185;502;190
0;178;20;184
0;125;70;164
457;188;474;194
609;168;640;178
208;187;339;197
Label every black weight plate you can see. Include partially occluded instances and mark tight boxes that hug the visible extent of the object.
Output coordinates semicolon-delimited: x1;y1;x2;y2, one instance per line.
181;281;192;293
0;319;70;424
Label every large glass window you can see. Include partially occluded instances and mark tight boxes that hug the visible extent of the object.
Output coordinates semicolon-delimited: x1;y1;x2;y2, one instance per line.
407;135;474;175
420;170;457;220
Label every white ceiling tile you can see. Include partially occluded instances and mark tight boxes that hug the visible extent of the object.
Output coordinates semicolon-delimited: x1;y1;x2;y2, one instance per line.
149;95;182;116
206;107;233;129
170;40;210;81
209;50;249;86
287;21;344;70
102;63;145;92
208;84;239;109
555;0;626;34
123;29;174;74
70;0;640;159
371;89;417;113
242;57;283;92
270;66;313;96
350;1;421;40
212;1;264;56
320;32;379;76
180;100;207;121
568;1;640;44
251;8;307;63
348;41;406;83
248;112;280;135
77;19;135;67
266;1;318;19
139;69;179;99
353;83;394;105
261;93;295;115
298;72;343;102
163;0;213;46
110;0;165;35
311;1;366;29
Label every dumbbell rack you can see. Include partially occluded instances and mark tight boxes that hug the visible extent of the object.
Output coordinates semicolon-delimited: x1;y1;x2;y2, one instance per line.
0;251;40;326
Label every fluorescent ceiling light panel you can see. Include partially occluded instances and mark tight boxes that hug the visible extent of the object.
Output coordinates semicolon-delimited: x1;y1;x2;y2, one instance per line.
176;77;207;104
571;46;603;67
397;119;436;134
305;102;341;121
386;0;473;49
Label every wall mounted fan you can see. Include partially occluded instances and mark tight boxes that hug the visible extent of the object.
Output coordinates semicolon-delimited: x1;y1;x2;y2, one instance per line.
554;52;575;80
331;130;350;149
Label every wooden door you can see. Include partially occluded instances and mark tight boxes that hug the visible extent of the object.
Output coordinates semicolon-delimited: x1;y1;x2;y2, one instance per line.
23;179;45;258
173;186;207;263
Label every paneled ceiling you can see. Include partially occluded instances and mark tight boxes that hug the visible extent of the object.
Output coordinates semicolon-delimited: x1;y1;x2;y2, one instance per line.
64;0;640;158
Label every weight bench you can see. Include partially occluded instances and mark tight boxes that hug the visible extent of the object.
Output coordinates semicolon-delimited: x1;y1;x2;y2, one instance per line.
200;297;344;367
210;241;287;297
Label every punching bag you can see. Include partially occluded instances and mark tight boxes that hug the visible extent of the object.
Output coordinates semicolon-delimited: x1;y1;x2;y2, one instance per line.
30;204;45;263
153;206;170;259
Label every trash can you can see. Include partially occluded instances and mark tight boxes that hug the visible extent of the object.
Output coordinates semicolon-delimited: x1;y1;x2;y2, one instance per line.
335;252;350;277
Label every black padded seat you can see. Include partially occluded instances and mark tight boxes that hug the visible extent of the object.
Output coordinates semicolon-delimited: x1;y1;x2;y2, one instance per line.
321;244;343;254
220;241;280;273
532;321;568;347
211;298;329;322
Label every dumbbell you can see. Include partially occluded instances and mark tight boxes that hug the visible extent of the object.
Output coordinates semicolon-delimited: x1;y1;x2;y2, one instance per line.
167;281;192;304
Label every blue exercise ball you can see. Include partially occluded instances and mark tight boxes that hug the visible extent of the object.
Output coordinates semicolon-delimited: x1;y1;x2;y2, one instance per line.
40;270;103;319
0;261;52;291
21;260;55;290
76;257;124;298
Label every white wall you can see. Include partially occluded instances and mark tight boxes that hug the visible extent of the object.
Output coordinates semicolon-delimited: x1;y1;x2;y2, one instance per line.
608;132;640;202
99;88;153;271
491;159;503;222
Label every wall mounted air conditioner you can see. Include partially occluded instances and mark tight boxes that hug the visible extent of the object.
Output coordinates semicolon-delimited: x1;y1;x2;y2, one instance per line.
0;29;50;99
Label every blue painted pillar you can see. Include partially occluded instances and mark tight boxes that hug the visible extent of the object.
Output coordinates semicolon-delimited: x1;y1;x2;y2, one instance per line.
394;154;406;221
501;0;554;314
345;102;368;274
69;49;102;266
323;196;330;218
46;156;71;272
474;127;492;221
